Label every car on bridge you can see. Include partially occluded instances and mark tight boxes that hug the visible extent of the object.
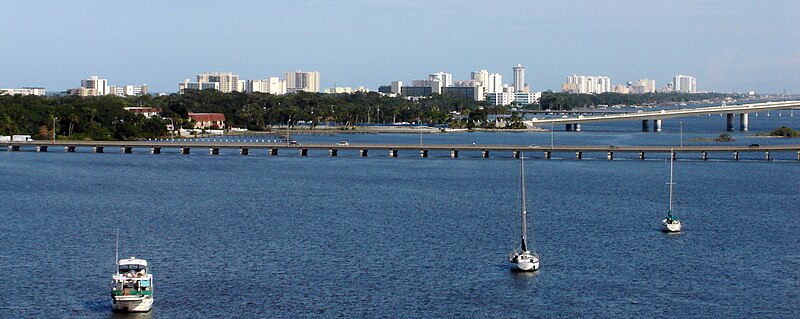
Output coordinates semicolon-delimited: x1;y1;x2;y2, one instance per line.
336;141;349;146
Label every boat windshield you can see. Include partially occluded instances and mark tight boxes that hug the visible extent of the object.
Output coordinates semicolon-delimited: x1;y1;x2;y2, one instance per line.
119;264;147;276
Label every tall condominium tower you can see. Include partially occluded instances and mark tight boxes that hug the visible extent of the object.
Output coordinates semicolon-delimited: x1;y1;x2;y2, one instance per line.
673;75;696;93
197;72;241;93
81;76;109;96
513;64;525;92
428;72;453;87
285;70;320;93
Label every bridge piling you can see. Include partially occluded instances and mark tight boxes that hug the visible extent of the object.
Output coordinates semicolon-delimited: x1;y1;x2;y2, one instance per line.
565;124;573;131
239;148;249;155
93;146;104;153
702;151;708;161
641;120;649;132
209;148;219;155
481;150;490;158
269;148;278;156
65;146;75;152
329;149;338;157
639;151;645;160
575;151;582;160
574;124;581;132
36;145;48;152
797;150;800;161
544;151;551;159
726;113;735;131
740;113;749;131
300;149;308;156
389;149;398;157
122;147;133;154
180;147;190;155
765;151;770;161
151;147;161;154
654;120;662;132
450;150;459;158
360;149;368;157
733;151;739;161
607;151;613;160
513;150;520;158
420;149;428;158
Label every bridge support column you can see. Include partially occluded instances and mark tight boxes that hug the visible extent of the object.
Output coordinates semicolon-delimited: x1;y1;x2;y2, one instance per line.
653;120;662;132
300;149;308;156
8;145;19;151
642;120;650;132
481;150;490;158
797;150;800;161
544;151;551;159
389;149;398;157
239;148;249;155
607;151;613;160
740;113;749;131
765;151;770;161
36;145;48;152
65;146;75;152
122;147;133;154
93;146;104;153
209;148;219;155
329;149;338;157
180;147;190;155
733;151;739;161
513;150;521;158
726;113;734;131
671;151;676;160
360;149;368;157
639;151;645;160
420;149;428;158
575;151;582;160
450;150;459;158
565;124;573;131
151;147;161;154
574;124;581;132
701;151;708;161
269;148;278;156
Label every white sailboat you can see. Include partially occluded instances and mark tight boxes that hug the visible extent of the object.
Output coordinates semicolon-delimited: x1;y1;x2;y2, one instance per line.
661;151;682;232
509;153;540;271
111;230;154;312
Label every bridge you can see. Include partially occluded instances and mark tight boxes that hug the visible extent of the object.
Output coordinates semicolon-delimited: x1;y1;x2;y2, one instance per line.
4;140;800;161
524;100;800;132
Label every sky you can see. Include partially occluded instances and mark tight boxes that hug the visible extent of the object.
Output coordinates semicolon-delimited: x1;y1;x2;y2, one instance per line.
1;0;799;94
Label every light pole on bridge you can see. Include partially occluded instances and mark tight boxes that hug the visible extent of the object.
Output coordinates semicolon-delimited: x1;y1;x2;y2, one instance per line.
53;117;57;144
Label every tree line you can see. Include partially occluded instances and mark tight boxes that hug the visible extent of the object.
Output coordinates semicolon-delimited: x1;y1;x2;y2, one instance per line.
1;89;742;140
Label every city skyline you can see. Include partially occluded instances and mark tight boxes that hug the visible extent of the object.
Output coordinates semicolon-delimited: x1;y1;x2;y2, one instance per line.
1;0;798;94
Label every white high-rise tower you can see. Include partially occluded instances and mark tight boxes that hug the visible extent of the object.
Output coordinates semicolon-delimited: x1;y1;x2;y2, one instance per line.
513;64;525;92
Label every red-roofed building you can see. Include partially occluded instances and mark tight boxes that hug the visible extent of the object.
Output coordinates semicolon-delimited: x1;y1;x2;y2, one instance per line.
188;112;226;129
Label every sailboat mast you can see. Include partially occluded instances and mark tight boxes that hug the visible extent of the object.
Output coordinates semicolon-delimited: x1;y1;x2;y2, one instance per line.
669;150;674;212
520;153;528;252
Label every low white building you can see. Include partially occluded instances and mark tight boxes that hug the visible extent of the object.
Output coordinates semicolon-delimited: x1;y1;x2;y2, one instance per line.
0;87;45;96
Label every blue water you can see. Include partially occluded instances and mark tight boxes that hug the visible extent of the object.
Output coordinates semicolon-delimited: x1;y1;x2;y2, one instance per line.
1;114;799;318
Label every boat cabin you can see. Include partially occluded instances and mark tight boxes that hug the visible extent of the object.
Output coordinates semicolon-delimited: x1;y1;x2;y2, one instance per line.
113;257;153;297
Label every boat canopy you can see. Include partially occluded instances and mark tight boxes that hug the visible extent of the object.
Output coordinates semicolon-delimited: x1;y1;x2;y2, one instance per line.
119;257;147;267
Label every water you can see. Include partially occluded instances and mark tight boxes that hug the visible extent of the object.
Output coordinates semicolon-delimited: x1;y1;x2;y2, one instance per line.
1;115;799;318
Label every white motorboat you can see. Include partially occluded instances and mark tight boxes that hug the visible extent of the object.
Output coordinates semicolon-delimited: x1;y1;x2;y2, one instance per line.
661;151;682;233
509;153;540;272
112;256;154;312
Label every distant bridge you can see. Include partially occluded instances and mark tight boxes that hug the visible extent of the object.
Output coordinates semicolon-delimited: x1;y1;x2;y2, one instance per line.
524;100;800;132
4;140;800;161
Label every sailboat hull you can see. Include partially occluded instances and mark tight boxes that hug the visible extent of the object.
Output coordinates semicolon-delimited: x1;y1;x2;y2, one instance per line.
516;259;540;272
661;219;682;232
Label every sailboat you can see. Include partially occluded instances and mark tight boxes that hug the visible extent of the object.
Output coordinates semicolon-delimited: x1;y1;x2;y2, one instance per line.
509;153;540;271
661;151;682;232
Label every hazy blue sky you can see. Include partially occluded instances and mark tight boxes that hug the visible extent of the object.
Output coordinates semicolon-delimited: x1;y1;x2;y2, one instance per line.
1;0;798;93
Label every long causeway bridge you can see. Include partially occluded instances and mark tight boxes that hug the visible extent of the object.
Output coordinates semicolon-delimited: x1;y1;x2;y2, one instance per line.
526;100;800;132
4;140;800;161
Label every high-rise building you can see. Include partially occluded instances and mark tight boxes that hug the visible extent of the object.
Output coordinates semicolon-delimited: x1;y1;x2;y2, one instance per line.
411;79;442;94
471;70;489;87
196;72;241;93
246;77;286;95
390;81;403;94
486;73;503;94
81;76;109;96
513;64;525;92
428;72;453;87
637;79;656;93
109;84;148;96
564;74;611;94
285;70;320;93
673;75;696;93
